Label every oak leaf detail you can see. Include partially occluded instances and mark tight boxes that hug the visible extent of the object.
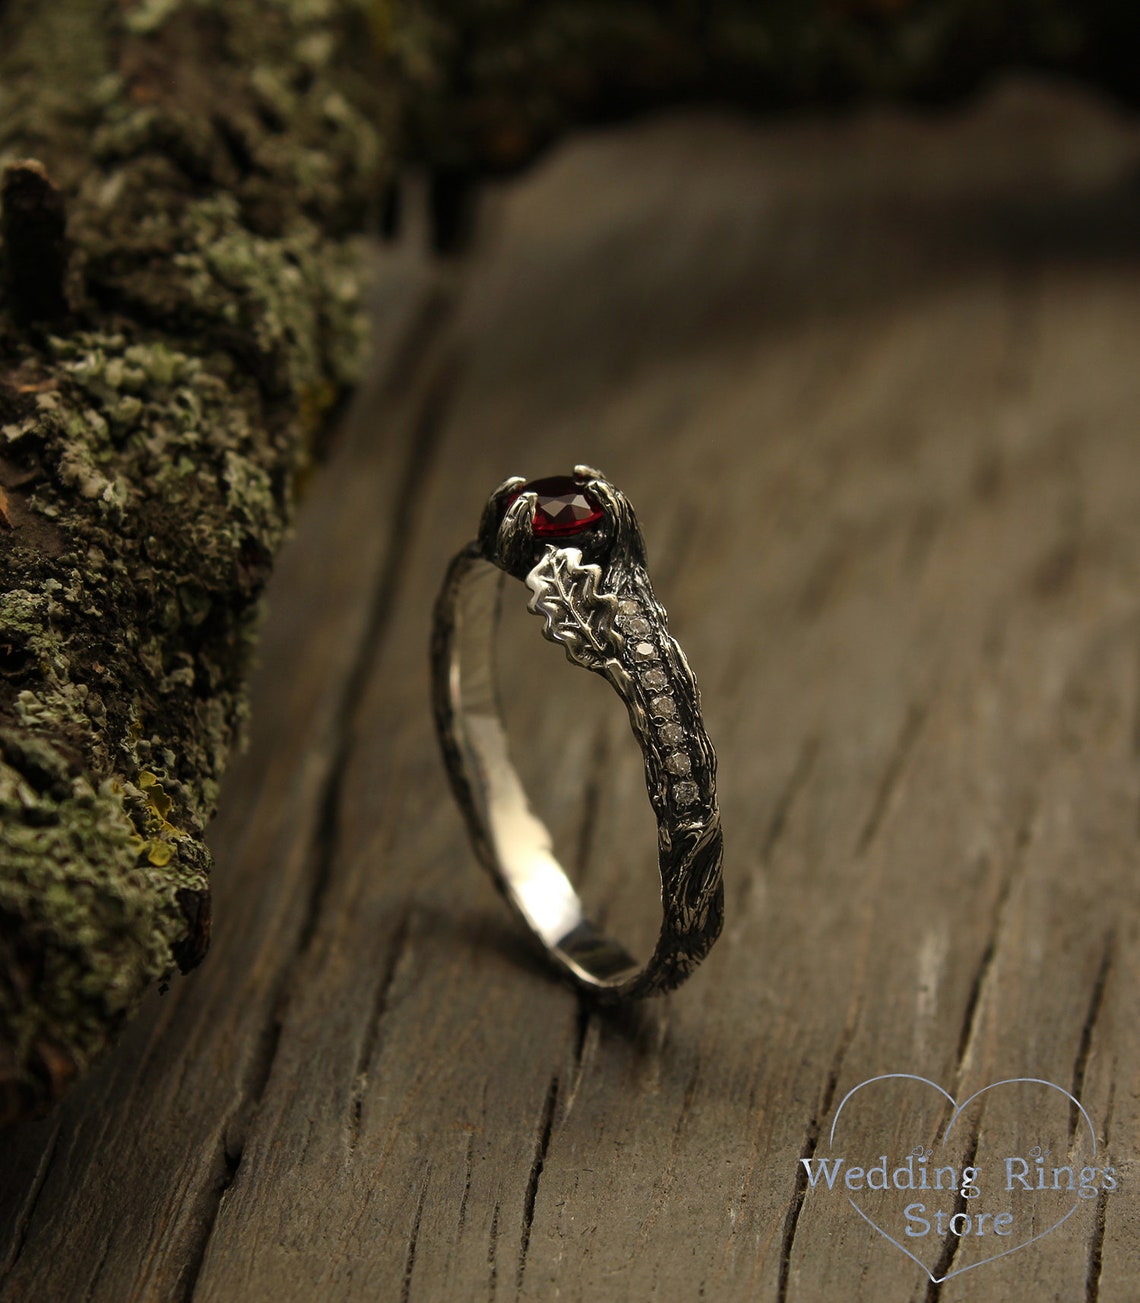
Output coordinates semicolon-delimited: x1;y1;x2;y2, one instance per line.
525;547;618;671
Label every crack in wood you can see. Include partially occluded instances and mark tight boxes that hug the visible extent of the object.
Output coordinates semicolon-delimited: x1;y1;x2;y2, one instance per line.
401;1171;430;1303
562;1001;595;1119
953;937;996;1077
239;1000;287;1147
722;1071;783;1281
1085;1184;1110;1303
1085;1083;1114;1303
81;1230;114;1303
775;1130;819;1303
179;1010;284;1302
953;804;1035;1077
775;1031;852;1303
456;1130;475;1241
487;1200;500;1301
517;1075;559;1292
0;1122;59;1285
573;1000;591;1069
922;1125;980;1300
855;703;927;858
349;907;416;1151
1070;932;1113;1138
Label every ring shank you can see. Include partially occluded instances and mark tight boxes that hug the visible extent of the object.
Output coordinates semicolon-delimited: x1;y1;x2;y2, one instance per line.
439;553;641;987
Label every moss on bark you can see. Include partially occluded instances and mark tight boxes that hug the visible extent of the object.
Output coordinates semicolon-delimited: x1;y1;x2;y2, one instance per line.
0;0;388;1123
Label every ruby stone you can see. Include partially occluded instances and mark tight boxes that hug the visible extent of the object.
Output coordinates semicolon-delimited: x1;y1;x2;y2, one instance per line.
508;476;604;538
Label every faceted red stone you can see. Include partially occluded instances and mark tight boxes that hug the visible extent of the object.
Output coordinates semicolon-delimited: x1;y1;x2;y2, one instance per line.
507;476;604;538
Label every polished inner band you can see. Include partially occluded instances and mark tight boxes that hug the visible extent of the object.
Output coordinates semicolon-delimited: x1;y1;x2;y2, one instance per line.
445;554;640;986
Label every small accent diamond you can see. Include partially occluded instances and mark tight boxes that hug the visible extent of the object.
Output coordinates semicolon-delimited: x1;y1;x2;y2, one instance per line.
672;780;699;806
624;616;651;637
665;751;691;777
650;695;676;719
633;641;657;661
618;599;640;618
659;721;685;746
641;667;667;691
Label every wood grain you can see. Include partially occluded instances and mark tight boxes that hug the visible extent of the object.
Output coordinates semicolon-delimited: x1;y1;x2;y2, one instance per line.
2;78;1139;1302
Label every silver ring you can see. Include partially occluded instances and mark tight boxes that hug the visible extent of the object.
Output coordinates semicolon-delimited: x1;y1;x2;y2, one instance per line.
430;465;724;998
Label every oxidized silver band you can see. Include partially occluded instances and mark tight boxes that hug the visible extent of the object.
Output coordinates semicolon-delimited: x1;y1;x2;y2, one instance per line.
430;466;724;998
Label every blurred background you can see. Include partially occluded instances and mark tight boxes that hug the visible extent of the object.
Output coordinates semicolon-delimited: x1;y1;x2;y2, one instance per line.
383;0;1140;249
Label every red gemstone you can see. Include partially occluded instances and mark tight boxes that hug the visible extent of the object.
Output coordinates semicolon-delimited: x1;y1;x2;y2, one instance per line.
509;476;604;538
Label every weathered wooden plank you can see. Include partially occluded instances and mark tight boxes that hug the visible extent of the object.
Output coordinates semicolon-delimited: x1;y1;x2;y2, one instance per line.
3;80;1140;1302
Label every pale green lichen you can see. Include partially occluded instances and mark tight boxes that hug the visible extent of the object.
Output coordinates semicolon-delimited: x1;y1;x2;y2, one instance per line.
123;0;186;37
0;735;202;1109
0;0;388;1119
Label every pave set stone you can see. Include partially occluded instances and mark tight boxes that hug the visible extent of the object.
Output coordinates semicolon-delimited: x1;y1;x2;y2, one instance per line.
659;721;685;747
616;597;698;807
